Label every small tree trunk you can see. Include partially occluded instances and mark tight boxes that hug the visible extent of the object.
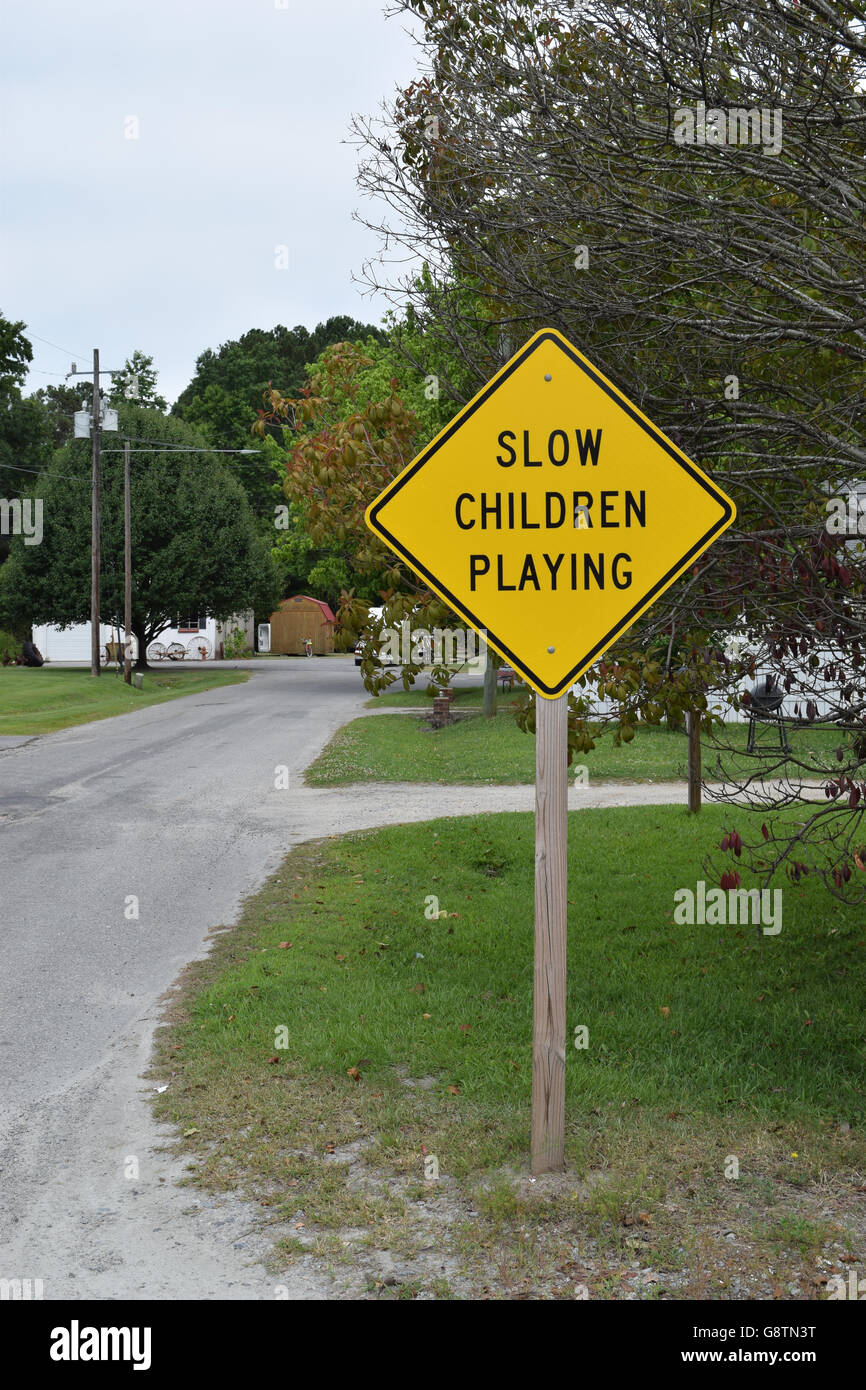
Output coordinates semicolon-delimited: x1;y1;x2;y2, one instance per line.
133;619;149;671
482;654;499;718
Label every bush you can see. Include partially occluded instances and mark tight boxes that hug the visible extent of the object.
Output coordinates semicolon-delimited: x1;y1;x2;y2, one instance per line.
0;628;22;663
224;626;253;659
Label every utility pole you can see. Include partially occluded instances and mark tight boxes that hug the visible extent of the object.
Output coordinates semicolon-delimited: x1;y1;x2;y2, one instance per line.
124;439;132;685
90;348;101;677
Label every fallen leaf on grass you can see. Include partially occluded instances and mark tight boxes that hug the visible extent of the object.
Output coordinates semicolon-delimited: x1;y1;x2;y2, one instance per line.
659;1006;670;1017
460;1024;472;1033
447;1085;461;1095
346;1067;361;1082
267;1055;280;1065
278;942;292;949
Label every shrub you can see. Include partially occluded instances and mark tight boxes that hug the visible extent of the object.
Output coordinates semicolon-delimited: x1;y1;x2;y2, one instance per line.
0;627;22;663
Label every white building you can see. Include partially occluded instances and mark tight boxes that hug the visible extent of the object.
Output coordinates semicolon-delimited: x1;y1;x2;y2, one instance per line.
33;611;255;663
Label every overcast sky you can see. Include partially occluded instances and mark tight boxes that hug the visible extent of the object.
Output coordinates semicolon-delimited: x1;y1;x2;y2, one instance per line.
0;0;420;405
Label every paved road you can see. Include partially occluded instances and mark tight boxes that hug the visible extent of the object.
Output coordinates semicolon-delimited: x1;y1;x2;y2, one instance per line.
0;657;696;1299
0;657;380;1298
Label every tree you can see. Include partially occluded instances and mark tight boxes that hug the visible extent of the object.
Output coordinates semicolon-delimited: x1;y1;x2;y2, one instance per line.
262;320;463;614
260;338;478;686
28;382;89;450
0;314;51;571
109;350;168;411
0;404;280;667
174;318;388;425
172;319;388;528
351;0;866;897
0;312;33;389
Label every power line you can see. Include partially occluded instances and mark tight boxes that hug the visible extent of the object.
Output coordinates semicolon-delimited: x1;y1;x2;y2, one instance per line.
1;441;270;481
101;446;260;454
0;461;80;480
26;331;88;359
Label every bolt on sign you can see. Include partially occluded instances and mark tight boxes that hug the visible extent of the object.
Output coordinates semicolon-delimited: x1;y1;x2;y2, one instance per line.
366;329;736;696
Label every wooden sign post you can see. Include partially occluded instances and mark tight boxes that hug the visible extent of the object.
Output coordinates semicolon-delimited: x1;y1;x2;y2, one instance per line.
364;329;736;1174
531;692;569;1173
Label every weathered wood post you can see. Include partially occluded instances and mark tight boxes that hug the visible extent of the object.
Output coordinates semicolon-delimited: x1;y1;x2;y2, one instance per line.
531;692;569;1173
688;710;702;813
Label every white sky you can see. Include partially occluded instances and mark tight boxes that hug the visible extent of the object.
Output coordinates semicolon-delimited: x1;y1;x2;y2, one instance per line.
0;0;421;405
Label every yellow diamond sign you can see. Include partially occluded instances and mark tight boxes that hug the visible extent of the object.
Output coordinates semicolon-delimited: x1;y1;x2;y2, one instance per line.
366;329;736;698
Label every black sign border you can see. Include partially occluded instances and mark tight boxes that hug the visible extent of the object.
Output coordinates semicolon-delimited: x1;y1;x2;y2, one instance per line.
367;331;735;697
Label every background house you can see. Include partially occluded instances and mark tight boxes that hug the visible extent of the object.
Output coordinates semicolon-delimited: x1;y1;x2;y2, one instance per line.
33;611;255;662
268;596;335;655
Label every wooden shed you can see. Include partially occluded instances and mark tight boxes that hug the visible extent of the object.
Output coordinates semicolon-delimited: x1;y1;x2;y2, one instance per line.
269;596;336;655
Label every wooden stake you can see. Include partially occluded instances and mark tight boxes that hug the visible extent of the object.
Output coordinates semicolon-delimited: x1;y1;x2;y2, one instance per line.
531;691;569;1174
688;710;701;814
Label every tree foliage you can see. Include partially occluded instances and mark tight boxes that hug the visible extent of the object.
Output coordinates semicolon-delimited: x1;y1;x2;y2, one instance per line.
349;0;866;895
0;404;279;666
109;350;168;411
172;317;388;530
0;313;51;568
260;337;479;684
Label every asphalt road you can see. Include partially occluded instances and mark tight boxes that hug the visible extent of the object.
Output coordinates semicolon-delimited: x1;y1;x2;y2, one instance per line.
0;656;377;1298
0;656;691;1299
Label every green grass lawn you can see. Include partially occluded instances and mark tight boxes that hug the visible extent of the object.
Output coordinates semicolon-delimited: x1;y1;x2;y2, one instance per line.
307;710;845;786
154;804;866;1297
0;665;249;735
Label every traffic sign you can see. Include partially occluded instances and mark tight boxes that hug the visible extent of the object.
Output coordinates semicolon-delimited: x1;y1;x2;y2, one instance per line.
365;328;737;1176
366;329;736;697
